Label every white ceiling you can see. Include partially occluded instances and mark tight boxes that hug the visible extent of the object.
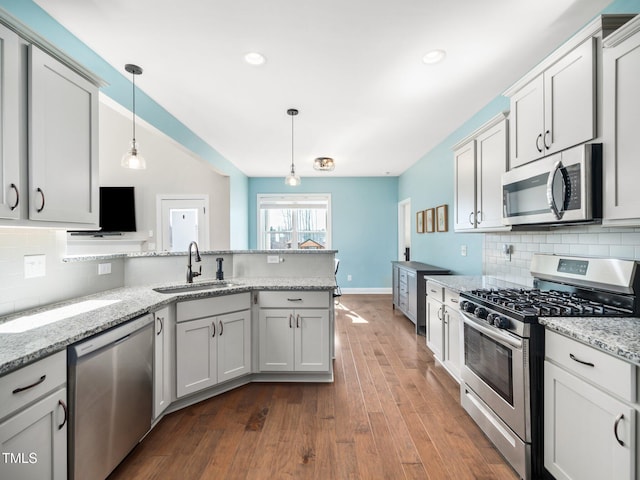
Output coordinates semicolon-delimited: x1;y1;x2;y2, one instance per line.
35;0;612;178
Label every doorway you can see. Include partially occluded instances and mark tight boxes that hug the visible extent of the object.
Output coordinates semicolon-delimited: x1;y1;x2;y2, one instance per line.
156;194;210;252
398;198;411;261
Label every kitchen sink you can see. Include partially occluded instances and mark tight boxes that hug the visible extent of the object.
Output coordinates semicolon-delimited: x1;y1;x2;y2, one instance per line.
152;281;235;294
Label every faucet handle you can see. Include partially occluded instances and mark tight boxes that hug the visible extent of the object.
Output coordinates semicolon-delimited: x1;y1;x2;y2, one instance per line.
194;265;202;278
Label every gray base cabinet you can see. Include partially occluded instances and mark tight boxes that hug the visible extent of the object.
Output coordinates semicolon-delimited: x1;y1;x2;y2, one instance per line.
0;351;67;480
392;261;450;335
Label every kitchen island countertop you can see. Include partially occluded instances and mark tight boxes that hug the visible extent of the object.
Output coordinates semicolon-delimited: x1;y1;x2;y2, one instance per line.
0;277;335;376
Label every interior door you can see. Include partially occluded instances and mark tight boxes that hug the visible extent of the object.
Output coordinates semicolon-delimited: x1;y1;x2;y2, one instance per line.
157;195;209;251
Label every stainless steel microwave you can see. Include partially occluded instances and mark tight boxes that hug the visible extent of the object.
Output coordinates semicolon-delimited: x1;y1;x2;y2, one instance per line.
502;144;602;226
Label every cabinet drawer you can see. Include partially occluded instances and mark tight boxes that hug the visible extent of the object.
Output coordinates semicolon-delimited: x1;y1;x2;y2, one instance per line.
444;288;460;309
0;350;66;420
546;330;635;402
258;291;329;309
426;281;444;301
177;293;250;322
399;269;408;283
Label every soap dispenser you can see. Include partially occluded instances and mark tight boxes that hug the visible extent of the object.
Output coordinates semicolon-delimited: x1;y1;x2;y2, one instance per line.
216;257;224;280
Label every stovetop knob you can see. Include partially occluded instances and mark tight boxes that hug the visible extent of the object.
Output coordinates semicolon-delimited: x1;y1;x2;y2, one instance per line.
474;307;488;319
493;316;510;329
460;301;476;313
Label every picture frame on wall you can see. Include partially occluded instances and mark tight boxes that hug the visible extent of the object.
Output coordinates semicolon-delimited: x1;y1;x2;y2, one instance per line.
425;208;435;233
416;210;425;233
436;204;448;232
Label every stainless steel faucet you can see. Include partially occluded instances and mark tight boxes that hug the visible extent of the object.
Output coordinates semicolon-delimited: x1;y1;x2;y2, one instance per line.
186;241;202;283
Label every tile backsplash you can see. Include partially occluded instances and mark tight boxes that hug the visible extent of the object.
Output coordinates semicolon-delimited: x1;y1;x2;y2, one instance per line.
483;225;640;287
0;228;124;316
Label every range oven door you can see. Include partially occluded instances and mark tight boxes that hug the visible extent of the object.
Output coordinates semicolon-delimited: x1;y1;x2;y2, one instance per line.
460;312;529;442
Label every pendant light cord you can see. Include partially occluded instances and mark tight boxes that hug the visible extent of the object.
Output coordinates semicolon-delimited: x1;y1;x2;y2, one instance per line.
290;112;294;173
132;71;136;143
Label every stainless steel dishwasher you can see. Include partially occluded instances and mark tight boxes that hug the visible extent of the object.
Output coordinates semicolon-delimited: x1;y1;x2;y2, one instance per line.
68;313;154;480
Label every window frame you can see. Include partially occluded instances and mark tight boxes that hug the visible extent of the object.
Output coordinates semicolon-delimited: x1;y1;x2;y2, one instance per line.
257;193;332;250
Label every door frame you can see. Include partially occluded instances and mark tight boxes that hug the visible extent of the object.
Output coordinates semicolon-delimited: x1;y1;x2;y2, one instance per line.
398;198;411;261
156;194;210;251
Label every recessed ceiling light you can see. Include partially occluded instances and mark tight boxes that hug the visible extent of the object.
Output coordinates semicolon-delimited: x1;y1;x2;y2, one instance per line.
422;49;446;65
244;52;266;66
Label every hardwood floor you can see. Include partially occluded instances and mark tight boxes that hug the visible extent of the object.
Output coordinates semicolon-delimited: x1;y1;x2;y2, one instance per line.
108;294;518;480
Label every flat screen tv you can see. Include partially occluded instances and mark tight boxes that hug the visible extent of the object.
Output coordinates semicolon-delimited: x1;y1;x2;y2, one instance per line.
99;186;136;233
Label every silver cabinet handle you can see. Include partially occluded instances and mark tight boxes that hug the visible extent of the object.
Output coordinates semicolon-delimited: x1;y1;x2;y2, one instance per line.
536;133;543;153
468;212;474;225
614;413;625;447
219;320;223;336
451;298;458;303
9;183;19;210
430;289;437;293
296;314;300;328
287;298;303;302
36;187;45;213
437;306;443;320
211;321;216;337
476;210;482;225
289;314;293;328
569;353;594;367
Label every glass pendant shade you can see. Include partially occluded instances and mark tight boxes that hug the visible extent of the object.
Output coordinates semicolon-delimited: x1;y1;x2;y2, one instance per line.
284;108;300;186
122;64;145;170
121;141;146;169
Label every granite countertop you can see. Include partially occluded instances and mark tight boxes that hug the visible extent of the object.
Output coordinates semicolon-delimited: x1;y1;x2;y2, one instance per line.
63;249;338;263
539;317;640;367
0;276;335;376
423;275;529;293
391;261;450;273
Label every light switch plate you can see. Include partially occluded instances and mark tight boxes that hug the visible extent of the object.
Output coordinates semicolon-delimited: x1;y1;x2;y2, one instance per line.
24;254;46;279
460;245;467;256
267;255;280;264
98;263;112;275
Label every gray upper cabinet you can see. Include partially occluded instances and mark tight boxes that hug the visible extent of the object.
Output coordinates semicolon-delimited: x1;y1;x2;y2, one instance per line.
0;23;20;219
603;16;640;224
508;38;595;169
504;15;633;170
29;45;99;225
453;112;509;232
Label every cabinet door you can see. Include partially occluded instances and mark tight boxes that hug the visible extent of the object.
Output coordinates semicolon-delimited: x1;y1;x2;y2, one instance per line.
425;297;443;358
0;23;20;220
29;46;98;225
176;317;217;397
217;309;251;382
544;38;595;156
0;388;67;480
453;140;477;231
475;118;508;229
153;307;173;419
259;309;295;371
392;265;399;307
603;28;640;221
544;362;634;480
443;307;461;381
406;271;417;321
509;75;544;168
295;309;329;372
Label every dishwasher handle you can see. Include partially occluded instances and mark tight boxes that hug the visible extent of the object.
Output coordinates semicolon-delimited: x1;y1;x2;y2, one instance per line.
69;313;154;363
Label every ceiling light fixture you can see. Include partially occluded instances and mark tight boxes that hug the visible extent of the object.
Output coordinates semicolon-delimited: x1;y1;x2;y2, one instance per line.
313;157;335;171
121;64;146;169
422;49;446;64
284;108;301;186
244;52;266;66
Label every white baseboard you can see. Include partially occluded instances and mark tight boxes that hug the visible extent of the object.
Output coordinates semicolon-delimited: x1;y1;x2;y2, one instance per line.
339;288;392;294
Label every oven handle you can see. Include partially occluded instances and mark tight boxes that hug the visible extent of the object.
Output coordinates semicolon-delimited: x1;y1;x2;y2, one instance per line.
461;312;523;350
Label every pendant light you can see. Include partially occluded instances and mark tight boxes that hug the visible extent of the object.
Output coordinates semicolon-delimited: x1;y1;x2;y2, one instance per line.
121;64;146;170
284;108;301;186
313;157;335;171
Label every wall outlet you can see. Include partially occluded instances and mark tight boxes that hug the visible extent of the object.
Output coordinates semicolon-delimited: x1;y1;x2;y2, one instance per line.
347;274;352;281
148;230;154;238
460;245;467;256
98;263;112;275
267;255;280;264
24;254;46;279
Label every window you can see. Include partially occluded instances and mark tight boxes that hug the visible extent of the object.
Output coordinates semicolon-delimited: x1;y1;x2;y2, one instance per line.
258;194;331;250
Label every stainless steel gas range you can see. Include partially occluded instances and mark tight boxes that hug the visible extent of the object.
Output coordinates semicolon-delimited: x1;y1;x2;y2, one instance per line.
458;254;640;480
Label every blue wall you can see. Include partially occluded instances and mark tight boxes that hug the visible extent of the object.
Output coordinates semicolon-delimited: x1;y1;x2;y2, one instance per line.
249;177;398;289
0;0;249;248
